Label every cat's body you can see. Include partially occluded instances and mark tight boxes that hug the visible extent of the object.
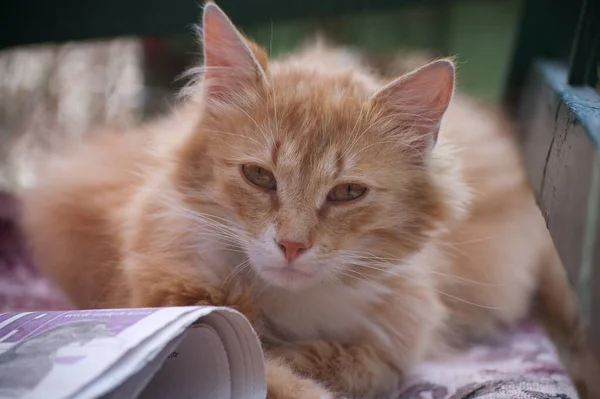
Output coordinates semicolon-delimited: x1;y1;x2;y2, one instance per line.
20;4;598;399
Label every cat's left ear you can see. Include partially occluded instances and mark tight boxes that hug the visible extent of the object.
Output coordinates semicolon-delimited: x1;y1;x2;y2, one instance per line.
371;59;455;154
201;3;268;102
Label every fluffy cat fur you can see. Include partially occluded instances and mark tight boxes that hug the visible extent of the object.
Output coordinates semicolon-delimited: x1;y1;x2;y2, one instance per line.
20;3;599;398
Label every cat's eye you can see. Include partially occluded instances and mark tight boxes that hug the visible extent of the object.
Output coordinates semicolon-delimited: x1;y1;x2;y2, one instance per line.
242;165;277;190
327;183;367;202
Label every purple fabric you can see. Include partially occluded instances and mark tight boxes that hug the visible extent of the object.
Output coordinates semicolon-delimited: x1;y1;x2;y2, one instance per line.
0;192;71;312
391;323;577;398
0;192;577;397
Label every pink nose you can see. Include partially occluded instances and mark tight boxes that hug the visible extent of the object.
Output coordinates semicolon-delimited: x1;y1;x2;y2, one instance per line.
276;240;307;261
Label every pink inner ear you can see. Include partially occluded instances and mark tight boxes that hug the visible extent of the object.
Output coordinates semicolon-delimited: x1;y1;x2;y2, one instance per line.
372;59;455;150
202;3;263;100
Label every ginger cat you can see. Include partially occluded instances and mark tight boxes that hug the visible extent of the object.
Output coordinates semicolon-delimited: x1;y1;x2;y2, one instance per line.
20;3;599;398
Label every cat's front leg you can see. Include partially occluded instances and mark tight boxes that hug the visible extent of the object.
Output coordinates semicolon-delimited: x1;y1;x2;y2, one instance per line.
269;340;401;399
127;261;223;308
125;256;262;325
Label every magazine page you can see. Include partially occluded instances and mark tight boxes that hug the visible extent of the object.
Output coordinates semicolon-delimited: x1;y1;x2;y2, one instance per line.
0;307;266;399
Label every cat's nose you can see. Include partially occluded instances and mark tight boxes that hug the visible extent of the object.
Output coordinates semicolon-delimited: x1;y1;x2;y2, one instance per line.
276;239;307;261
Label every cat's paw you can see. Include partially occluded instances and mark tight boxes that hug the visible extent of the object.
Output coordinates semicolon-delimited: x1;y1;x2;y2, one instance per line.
266;358;335;399
268;342;326;375
267;377;334;399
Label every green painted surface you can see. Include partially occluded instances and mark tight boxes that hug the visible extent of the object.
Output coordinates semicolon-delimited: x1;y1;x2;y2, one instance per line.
155;0;522;103
246;0;522;102
445;0;521;101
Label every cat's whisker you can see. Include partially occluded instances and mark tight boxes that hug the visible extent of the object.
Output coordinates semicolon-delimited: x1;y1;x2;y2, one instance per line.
186;210;241;228
155;195;252;255
342;100;368;161
222;259;252;288
343;117;380;159
314;262;345;288
331;267;388;292
189;215;238;235
193;236;247;253
192;231;245;246
437;242;478;264
173;207;249;239
254;277;272;298
350;139;404;158
268;68;279;144
226;101;272;144
333;251;500;294
202;129;264;147
326;272;345;288
394;112;437;124
432;288;503;310
336;249;504;288
194;241;246;255
334;263;502;310
162;209;247;244
192;224;245;239
192;219;247;239
354;260;503;288
428;270;504;287
445;236;497;246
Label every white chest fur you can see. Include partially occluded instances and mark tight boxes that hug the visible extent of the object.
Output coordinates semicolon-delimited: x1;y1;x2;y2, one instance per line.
257;281;385;343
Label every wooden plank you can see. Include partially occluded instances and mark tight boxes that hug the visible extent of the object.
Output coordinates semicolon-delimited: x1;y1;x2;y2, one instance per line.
519;64;596;284
587;155;600;351
517;61;600;347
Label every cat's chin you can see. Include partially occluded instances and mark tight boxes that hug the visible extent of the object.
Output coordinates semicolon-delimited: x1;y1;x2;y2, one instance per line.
257;266;319;291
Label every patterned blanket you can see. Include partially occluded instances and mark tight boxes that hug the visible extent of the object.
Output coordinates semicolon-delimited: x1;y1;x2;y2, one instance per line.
392;324;576;398
0;192;577;398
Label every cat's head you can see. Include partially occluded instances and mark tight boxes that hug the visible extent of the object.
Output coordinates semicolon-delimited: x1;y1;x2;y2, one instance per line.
174;3;460;291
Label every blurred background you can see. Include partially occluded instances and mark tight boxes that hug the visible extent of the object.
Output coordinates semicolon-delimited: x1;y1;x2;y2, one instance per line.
0;0;521;192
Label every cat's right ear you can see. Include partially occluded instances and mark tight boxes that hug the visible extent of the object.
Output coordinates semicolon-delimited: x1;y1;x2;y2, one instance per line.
201;3;268;102
370;59;455;155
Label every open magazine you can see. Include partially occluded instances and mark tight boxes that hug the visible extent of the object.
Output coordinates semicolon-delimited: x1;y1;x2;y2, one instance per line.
0;307;266;399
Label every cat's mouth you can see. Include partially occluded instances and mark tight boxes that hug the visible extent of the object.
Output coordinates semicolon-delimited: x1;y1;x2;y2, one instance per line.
259;266;317;288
